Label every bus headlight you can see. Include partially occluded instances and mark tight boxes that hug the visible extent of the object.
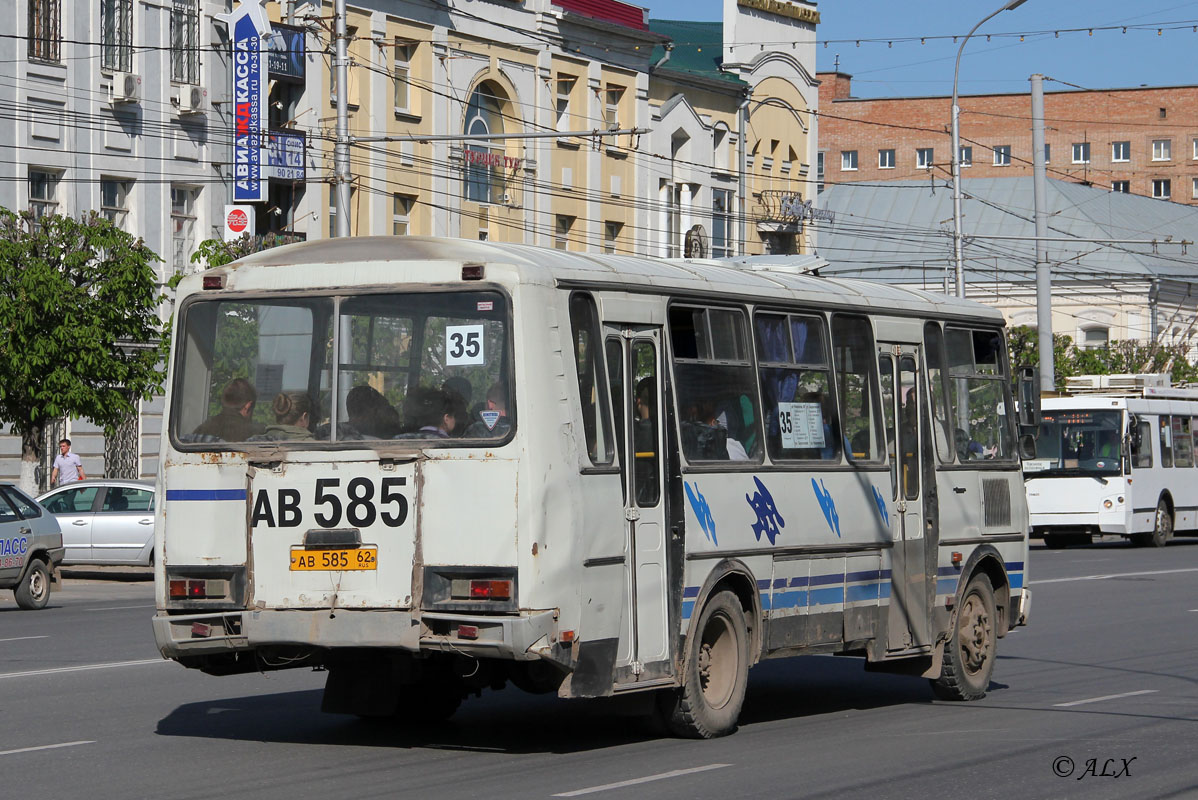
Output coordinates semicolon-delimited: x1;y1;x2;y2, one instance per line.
1103;499;1113;509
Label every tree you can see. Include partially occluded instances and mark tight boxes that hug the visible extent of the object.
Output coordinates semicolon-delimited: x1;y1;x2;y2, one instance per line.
0;210;169;493
1006;324;1198;388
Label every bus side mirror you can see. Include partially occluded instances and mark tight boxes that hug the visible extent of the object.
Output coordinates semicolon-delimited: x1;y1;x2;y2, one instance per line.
1016;365;1040;433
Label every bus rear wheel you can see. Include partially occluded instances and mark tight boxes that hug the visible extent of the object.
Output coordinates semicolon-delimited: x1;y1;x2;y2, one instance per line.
658;590;749;738
1148;500;1173;547
931;575;996;701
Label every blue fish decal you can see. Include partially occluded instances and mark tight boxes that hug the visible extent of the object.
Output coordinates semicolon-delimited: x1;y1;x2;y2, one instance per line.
812;478;840;537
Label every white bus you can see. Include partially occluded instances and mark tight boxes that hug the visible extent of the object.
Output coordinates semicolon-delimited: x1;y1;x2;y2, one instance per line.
153;237;1035;737
1025;388;1198;548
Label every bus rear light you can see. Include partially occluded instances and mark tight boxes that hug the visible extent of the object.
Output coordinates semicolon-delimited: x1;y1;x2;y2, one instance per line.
560;630;576;643
202;275;225;290
461;264;484;280
169;579;187;598
469;579;512;600
188;580;206;598
457;624;479;640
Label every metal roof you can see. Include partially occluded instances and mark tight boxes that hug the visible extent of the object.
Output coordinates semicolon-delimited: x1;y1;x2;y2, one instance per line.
815;178;1198;287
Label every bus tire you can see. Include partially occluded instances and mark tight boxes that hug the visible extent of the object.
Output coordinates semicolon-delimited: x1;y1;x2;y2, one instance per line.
15;559;51;610
1149;500;1172;548
931;575;996;701
1041;533;1065;549
659;590;749;738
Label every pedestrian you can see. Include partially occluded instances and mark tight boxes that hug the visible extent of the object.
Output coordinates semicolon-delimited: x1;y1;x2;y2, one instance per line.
50;438;86;487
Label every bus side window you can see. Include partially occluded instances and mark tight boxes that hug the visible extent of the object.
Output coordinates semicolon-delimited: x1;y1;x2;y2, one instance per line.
1133;418;1153;468
755;312;838;461
569;293;614;466
1174;416;1194;467
1159;415;1174;468
831;314;883;463
923;322;956;463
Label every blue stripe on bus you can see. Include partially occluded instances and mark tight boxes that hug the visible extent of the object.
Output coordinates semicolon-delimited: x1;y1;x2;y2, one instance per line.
682;600;695;619
682;585;700;598
165;489;247;501
845;583;880;603
1009;573;1023;589
770;590;808;610
936;577;958;594
808;586;845;606
846;569;882;583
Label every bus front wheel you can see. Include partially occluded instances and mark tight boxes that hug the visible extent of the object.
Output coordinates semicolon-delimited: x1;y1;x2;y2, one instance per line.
931;575;996;701
1148;500;1173;547
658;590;749;738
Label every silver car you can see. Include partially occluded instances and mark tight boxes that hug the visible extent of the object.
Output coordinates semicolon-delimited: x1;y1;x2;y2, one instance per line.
37;479;156;566
0;482;64;610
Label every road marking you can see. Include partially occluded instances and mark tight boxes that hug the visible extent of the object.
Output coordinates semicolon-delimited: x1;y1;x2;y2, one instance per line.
84;605;155;612
1036;567;1198;584
0;741;94;757
1054;689;1158;708
0;636;49;643
553;764;731;797
0;658;166;680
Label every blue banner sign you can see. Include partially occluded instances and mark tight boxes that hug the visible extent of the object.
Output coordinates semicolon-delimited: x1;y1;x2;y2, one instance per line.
268;131;306;181
218;1;271;203
268;24;306;81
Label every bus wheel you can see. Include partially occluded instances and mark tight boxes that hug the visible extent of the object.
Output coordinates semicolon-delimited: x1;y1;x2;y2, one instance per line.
659;590;749;738
15;559;50;610
931;575;996;701
1041;533;1066;549
1149;501;1173;547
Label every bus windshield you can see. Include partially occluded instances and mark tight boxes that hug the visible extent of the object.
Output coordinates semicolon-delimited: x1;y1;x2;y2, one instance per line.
173;290;510;446
1025;409;1122;477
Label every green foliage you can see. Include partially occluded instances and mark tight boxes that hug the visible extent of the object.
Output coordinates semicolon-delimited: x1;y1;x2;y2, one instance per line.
1006;324;1198;385
189;232;304;272
0;209;168;448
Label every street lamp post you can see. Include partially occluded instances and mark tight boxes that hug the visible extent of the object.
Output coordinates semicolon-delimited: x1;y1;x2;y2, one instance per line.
951;0;1028;298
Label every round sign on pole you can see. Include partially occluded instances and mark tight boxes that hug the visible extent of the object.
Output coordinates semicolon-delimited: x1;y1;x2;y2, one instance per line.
224;204;255;241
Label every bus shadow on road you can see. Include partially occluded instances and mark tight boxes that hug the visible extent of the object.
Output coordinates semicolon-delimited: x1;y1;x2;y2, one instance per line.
155;655;947;752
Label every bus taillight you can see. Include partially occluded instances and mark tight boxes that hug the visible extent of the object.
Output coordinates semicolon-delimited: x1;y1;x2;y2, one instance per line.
468;579;511;600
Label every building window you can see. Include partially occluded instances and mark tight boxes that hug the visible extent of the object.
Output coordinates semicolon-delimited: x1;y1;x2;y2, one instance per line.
556;76;576;132
916;147;933;170
392;193;415;235
463;83;507;205
604;86;623;129
878;149;895;169
393;39;412;113
1153;179;1171;200
993;145;1011;166
959;145;972;167
712;188;733;257
171;186;198;269
100;178;132;229
1193;137;1198;160
1071;142;1090;164
29;169;59;218
1080;327;1109;349
816;151;825;192
1192;177;1198;200
101;0;133;72
603;221;622;253
170;0;200;84
1044;143;1051;163
555;215;574;250
28;0;60;62
1152;139;1171;161
1112;180;1129;193
840;150;857;171
713;126;729;171
1112;140;1130;163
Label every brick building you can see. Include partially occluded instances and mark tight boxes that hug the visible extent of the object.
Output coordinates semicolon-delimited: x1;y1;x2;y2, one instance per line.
816;72;1198;205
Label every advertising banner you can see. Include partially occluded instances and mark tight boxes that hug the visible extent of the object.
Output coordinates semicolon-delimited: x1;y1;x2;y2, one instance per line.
218;1;271;203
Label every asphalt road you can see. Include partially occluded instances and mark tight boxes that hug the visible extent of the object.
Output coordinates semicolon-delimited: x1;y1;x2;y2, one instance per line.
2;540;1195;800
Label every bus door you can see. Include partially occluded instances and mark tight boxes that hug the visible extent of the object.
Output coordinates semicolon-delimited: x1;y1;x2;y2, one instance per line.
878;344;932;652
605;326;671;680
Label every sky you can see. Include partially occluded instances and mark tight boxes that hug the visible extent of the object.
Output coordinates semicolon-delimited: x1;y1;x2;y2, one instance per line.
642;0;1198;98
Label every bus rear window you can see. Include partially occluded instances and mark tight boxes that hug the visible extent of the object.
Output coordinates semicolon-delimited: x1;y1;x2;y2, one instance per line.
174;291;510;446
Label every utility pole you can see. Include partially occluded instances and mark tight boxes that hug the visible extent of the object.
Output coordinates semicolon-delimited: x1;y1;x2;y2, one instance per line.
333;0;351;237
1030;73;1053;392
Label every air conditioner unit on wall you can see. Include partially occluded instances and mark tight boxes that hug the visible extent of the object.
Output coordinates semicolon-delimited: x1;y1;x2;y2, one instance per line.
178;85;207;114
110;72;141;104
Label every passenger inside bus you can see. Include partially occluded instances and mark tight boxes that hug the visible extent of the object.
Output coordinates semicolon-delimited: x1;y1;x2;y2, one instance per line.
463;382;511;438
191;378;266;442
258;391;314;441
681;398;750;461
395;386;456;438
344;385;401;439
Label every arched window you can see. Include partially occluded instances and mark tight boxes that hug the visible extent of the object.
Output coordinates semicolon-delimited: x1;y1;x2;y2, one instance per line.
464;83;506;204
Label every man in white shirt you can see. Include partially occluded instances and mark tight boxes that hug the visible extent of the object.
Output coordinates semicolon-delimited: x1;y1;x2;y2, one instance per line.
50;438;86;487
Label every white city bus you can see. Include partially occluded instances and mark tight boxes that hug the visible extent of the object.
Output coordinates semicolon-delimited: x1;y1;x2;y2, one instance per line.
1025;387;1198;548
153;237;1035;737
